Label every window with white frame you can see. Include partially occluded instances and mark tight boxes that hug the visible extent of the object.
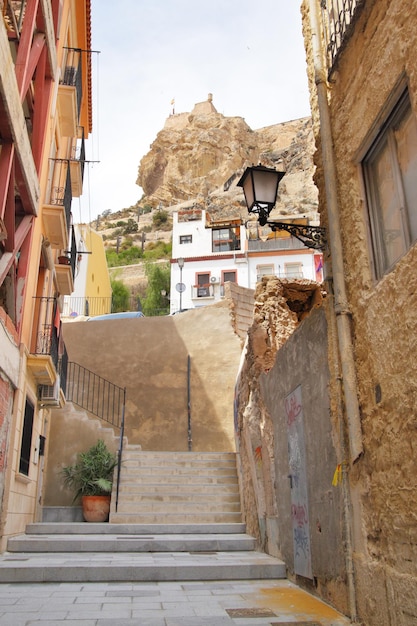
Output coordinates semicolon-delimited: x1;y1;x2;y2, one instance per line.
284;262;303;278
362;88;417;279
256;264;274;281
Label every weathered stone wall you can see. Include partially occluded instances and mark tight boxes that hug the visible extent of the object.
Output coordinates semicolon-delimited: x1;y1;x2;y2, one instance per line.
234;278;343;599
260;304;347;612
301;0;417;623
223;282;255;345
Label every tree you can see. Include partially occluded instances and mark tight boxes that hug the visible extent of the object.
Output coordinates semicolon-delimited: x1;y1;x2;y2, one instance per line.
142;262;170;316
111;278;130;312
152;210;169;228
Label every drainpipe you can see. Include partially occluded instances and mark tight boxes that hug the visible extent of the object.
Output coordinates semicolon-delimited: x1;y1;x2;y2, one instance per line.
307;0;361;621
308;0;363;463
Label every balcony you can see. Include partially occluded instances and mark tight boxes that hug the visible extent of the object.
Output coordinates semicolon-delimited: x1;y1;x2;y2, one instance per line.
192;285;214;299
27;319;59;386
322;0;365;72
54;227;76;296
69;129;85;197
57;49;82;137
43;162;72;250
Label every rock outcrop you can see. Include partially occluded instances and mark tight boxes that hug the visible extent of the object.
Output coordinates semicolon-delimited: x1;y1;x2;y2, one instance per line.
137;94;318;223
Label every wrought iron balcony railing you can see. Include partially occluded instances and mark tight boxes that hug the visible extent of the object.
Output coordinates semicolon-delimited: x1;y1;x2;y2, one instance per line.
48;160;72;234
35;323;59;369
62;48;82;121
321;0;365;72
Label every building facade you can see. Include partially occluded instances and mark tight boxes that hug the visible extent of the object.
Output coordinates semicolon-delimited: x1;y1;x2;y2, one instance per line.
62;224;112;318
302;0;417;623
170;208;323;313
0;0;92;550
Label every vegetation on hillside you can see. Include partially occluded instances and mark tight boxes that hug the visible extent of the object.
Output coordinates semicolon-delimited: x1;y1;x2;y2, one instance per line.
142;262;171;316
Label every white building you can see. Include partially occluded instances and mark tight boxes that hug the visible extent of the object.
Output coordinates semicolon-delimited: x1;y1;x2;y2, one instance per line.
170;209;323;313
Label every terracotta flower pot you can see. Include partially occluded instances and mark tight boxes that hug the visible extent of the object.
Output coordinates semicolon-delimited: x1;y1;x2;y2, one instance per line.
81;495;111;522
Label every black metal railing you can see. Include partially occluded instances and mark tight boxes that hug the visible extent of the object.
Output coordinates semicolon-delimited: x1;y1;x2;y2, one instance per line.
115;394;126;513
62;296;167;318
69;226;77;280
49;160;72;235
71;128;86;187
66;361;126;429
62;48;82;121
322;0;365;72
35;324;59;368
59;345;69;397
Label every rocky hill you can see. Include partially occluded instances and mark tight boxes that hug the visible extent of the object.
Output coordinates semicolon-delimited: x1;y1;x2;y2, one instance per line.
137;94;317;221
94;94;318;291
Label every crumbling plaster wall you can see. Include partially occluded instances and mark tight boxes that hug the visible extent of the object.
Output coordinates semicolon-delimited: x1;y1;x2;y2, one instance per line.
235;277;347;610
301;1;417;623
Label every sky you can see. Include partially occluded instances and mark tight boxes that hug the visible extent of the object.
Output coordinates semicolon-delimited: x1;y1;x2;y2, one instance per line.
75;1;311;223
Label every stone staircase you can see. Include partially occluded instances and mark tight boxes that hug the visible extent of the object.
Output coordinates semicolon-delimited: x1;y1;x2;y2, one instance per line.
2;449;286;583
110;447;243;524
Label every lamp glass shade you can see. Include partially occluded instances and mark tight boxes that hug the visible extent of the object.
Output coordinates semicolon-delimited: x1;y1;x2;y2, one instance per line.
237;166;285;212
177;257;184;269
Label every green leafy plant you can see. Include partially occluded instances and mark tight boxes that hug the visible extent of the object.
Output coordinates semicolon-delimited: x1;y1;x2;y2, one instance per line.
62;440;118;502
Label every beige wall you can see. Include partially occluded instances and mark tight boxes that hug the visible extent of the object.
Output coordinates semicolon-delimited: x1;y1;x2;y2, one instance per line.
42;301;244;509
302;1;417;623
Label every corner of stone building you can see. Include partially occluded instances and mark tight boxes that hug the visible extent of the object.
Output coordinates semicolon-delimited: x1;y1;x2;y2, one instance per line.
234;276;326;555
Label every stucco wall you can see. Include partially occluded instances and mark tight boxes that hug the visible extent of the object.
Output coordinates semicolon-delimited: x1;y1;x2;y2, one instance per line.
58;302;242;453
302;0;417;623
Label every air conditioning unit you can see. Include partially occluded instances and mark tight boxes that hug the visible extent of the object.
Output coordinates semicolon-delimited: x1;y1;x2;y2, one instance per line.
210;276;220;284
38;376;60;406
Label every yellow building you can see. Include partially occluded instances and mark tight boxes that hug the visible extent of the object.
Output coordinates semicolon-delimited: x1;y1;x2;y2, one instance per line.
63;224;112;318
0;0;93;551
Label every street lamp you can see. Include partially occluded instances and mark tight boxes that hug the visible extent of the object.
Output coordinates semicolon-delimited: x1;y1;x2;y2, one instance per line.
177;257;185;312
237;164;327;250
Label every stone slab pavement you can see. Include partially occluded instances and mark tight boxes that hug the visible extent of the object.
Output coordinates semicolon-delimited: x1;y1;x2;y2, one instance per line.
0;578;352;625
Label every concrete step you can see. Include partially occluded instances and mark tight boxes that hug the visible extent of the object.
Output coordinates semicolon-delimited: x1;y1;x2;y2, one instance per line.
116;492;240;504
26;522;246;535
118;473;239;485
7;532;256;553
0;550;286;583
121;451;236;462
25;522;247;535
114;500;241;513
118;482;240;495
121;465;238;477
109;511;243;524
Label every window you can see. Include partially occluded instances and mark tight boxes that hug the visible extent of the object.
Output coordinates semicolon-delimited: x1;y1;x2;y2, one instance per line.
257;264;274;281
363;89;417;279
19;399;34;475
284;262;303;278
196;273;210;297
212;226;240;252
180;234;192;244
222;271;237;283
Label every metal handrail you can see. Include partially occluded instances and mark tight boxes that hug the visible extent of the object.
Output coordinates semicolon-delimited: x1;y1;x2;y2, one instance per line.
115;389;126;512
66;361;125;429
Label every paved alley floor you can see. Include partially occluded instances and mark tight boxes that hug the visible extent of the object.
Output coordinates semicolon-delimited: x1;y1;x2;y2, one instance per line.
0;579;352;625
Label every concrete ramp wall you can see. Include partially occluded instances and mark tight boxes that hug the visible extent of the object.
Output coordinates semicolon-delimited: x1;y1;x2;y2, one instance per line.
60;302;242;453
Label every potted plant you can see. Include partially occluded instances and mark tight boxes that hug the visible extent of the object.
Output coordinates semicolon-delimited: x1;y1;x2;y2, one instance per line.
62;439;118;522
